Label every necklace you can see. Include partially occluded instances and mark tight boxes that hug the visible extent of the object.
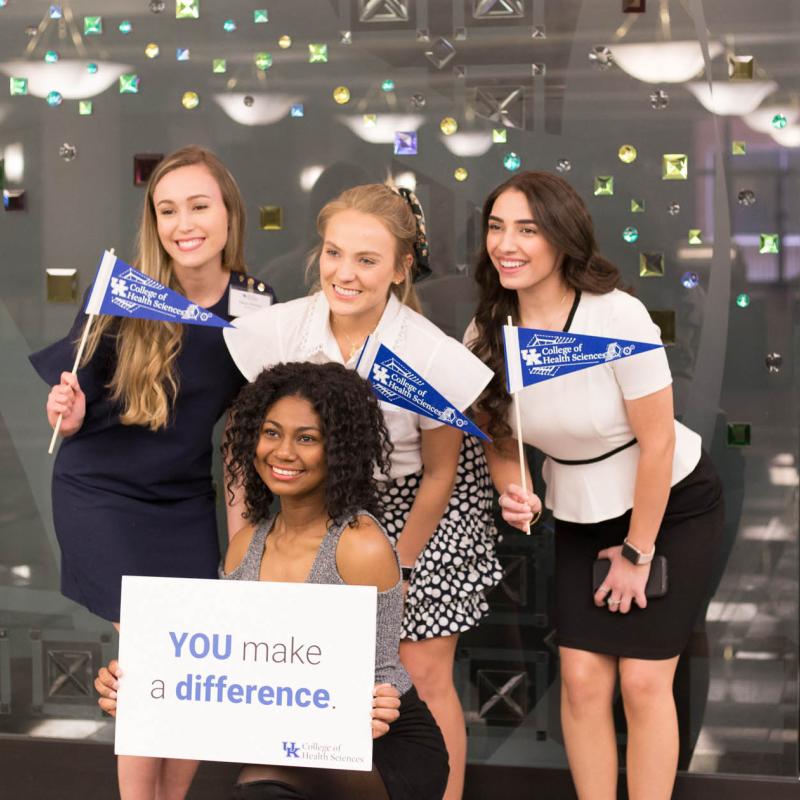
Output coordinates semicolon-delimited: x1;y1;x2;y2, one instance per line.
342;331;367;361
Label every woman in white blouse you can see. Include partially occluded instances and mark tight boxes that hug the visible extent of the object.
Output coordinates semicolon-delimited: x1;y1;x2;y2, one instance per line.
465;172;723;800
224;183;500;800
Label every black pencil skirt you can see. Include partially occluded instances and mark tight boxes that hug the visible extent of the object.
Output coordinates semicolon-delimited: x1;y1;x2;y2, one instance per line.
555;450;723;660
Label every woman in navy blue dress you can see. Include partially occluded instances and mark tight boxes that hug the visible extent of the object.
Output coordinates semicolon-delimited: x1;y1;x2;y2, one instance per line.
30;145;273;800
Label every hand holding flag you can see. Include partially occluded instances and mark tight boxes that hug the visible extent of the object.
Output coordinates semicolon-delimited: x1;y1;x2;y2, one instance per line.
47;250;232;454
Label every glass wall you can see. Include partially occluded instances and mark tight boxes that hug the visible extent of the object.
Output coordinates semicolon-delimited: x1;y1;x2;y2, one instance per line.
0;0;797;782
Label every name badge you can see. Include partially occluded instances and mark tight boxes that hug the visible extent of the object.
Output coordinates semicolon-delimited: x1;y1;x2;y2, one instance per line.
229;285;273;317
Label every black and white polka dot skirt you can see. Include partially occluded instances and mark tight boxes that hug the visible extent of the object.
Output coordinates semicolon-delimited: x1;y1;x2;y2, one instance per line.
382;435;503;641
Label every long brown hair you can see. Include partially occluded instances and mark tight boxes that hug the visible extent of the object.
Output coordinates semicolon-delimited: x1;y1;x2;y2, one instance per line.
305;183;422;312
470;171;621;440
81;145;246;430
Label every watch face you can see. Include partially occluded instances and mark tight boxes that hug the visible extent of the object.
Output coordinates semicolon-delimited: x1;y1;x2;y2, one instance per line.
621;541;641;565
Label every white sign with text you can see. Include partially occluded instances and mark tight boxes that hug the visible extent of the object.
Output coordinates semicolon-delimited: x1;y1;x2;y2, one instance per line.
115;576;377;770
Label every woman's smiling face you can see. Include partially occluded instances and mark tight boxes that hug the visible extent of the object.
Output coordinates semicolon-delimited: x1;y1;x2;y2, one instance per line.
254;394;327;499
318;209;405;325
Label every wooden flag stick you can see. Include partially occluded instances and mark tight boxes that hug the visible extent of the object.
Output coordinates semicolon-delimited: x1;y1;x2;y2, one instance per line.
48;248;114;455
507;315;531;536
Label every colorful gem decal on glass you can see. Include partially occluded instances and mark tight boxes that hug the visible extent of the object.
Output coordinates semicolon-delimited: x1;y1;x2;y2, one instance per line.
726;423;750;446
454;167;468;182
255;52;272;70
503;152;522;172
688;229;702;245
771;113;787;129
79;100;93;115
119;20;133;34
212;59;226;73
59;143;77;161
618;144;637;164
243;95;254;107
681;271;699;289
149;0;166;12
556;159;572;173
728;55;754;80
381;78;396;92
46;90;63;106
3;189;26;211
410;93;426;108
87;63;98;74
759;234;779;254
49;4;63;18
639;252;664;277
662;154;687;180
425;37;456;69
333;86;351;104
46;269;79;303
735;293;750;308
254;9;268;23
622;226;638;243
223;19;237;32
119;74;140;94
650;89;669;110
44;51;59;64
737;189;756;206
594;176;614;196
492;128;507;144
668;201;680;215
531;63;545;76
10;77;28;96
416;28;430;42
181;91;199;109
764;353;782;373
732;140;747;155
134;154;164;185
440;117;458;135
176;0;199;20
278;35;292;49
394;132;418;155
631;198;645;213
340;30;352;45
588;45;613;70
649;309;675;345
363;114;377;126
177;48;190;61
259;206;283;230
532;25;546;37
145;43;160;58
84;16;102;35
290;103;304;117
308;44;328;63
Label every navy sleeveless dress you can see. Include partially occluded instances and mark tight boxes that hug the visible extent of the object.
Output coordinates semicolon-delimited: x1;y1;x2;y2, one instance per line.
29;276;254;621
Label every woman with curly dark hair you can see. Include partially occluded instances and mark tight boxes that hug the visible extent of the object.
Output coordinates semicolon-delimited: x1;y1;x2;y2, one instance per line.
465;171;723;800
97;361;449;800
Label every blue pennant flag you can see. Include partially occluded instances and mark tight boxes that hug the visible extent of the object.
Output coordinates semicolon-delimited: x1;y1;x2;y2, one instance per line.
503;324;663;393
84;250;232;328
356;337;490;442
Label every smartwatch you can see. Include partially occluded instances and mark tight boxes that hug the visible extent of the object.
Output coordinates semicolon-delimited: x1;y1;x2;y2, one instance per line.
621;537;655;566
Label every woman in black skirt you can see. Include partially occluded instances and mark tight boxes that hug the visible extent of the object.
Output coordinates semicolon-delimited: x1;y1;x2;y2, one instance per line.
465;171;723;800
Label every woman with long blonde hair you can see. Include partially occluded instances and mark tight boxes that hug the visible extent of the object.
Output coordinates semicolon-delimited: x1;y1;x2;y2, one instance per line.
30;145;274;800
224;182;502;799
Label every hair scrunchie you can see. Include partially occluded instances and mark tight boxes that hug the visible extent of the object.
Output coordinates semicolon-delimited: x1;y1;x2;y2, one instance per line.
395;187;432;281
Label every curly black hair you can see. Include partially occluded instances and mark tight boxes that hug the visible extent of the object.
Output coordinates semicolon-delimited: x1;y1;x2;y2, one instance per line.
222;362;393;527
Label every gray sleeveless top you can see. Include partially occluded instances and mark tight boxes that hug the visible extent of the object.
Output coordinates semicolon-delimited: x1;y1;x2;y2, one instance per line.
220;511;412;694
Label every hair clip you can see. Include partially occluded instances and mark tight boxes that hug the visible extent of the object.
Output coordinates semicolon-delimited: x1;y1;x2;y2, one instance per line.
396;187;432;282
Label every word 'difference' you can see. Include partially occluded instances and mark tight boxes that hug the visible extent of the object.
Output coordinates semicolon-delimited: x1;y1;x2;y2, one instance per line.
176;673;331;708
